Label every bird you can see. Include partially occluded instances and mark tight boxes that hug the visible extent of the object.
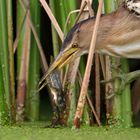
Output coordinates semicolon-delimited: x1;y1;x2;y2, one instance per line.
39;0;140;89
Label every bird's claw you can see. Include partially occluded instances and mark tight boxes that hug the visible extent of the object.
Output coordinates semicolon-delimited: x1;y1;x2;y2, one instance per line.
101;74;127;99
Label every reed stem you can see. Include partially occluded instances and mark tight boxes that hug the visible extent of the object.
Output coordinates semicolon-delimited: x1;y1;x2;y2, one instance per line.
0;0;11;122
7;0;16;122
26;0;40;121
120;59;132;127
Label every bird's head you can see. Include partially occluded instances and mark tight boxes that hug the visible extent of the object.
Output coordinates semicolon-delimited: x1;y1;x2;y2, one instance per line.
39;19;92;87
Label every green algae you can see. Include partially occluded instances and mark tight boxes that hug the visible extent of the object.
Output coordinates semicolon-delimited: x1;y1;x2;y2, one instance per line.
0;123;140;140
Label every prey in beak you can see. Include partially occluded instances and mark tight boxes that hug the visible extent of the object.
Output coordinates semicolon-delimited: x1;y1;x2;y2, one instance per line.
38;41;81;90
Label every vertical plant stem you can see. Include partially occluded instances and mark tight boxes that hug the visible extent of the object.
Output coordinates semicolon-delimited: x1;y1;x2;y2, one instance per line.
39;0;64;41
104;0;132;127
0;61;7;124
62;0;78;126
16;0;30;122
93;0;98;13
67;58;80;126
105;56;113;118
16;11;31;122
0;3;6;125
64;0;77;32
104;0;116;13
68;0;77;21
74;0;103;128
26;0;40;121
104;0;123;125
78;71;101;126
49;0;60;58
104;0;113;120
17;0;27;75
7;0;16;121
120;59;132;127
95;54;100;119
77;0;92;126
0;0;11;122
59;0;67;31
111;58;122;124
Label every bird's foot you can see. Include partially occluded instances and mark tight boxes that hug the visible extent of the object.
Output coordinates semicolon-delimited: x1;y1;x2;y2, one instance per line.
101;73;127;99
102;70;140;99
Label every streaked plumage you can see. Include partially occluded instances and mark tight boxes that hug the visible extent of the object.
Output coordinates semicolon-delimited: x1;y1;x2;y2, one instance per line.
39;0;140;89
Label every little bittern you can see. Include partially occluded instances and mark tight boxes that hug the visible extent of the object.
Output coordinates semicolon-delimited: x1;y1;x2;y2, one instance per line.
39;0;140;89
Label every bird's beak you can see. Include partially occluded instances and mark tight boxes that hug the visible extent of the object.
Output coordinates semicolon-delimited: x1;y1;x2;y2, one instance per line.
38;46;80;90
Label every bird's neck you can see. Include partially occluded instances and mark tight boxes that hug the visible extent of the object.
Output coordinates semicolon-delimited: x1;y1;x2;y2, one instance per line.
102;40;140;58
96;1;140;58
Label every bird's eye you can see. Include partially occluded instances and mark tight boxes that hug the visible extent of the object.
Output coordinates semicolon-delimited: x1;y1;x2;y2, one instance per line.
72;43;78;48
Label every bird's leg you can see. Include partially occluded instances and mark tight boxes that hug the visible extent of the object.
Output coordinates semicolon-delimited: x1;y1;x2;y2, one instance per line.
101;60;124;91
102;70;140;99
46;107;67;128
101;74;125;99
43;106;60;128
124;70;140;84
105;70;140;87
50;106;67;127
51;107;60;127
